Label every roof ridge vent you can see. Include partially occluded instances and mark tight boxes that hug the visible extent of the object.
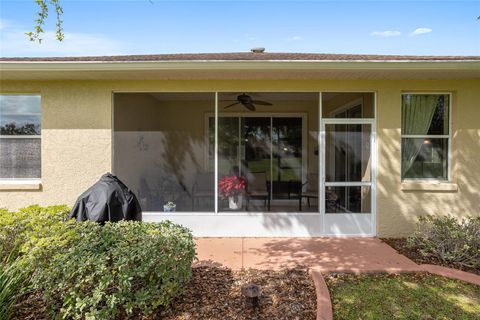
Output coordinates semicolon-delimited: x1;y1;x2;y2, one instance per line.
250;47;265;53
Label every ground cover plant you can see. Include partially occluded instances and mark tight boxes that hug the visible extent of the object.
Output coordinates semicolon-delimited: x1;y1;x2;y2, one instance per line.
0;205;74;263
0;259;29;320
383;215;480;274
0;205;75;319
0;205;196;320
326;273;480;320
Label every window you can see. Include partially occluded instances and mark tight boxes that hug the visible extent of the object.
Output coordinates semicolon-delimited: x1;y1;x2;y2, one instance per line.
0;95;41;180
401;93;450;180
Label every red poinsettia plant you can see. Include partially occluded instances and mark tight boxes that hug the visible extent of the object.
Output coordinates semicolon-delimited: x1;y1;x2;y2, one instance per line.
218;175;246;199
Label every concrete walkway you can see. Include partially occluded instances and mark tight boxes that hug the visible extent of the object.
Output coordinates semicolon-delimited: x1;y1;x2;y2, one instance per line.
194;237;423;273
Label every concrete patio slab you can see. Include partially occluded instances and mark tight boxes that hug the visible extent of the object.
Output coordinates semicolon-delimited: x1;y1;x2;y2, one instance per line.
195;237;423;273
194;238;243;270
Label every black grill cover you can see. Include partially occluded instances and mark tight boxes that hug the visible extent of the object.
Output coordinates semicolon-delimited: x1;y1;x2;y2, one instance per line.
69;173;142;222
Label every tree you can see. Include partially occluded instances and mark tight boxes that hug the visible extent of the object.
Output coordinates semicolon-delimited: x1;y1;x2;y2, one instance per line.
26;0;64;43
26;0;153;43
0;122;40;135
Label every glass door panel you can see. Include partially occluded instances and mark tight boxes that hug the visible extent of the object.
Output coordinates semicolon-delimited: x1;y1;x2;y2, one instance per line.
272;117;303;199
242;117;271;178
325;124;371;183
322;121;374;235
217;117;240;177
325;186;371;214
240;117;272;212
214;115;307;212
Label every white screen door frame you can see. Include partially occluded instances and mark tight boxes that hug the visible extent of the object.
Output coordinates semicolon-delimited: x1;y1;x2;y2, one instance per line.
320;118;376;236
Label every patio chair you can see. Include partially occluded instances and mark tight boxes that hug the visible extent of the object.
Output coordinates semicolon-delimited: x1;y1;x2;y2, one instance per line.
325;187;340;213
246;172;270;211
192;172;214;210
299;173;318;211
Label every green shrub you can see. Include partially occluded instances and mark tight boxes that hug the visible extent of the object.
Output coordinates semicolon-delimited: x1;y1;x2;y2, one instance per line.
407;215;480;269
33;220;196;319
0;205;196;319
0;205;76;264
0;205;88;318
0;259;29;320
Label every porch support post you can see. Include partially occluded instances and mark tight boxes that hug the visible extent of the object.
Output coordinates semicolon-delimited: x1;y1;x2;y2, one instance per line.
319;92;325;234
214;92;219;213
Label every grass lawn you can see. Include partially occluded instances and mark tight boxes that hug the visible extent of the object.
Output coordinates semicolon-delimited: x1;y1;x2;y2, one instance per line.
326;273;480;320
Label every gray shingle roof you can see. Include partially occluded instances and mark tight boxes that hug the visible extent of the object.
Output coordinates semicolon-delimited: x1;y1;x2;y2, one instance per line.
2;52;479;62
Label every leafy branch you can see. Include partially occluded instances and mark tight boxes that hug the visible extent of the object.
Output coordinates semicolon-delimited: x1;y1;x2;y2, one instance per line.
26;0;64;43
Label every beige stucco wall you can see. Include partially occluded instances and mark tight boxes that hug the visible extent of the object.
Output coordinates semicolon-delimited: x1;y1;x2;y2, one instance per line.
1;79;479;236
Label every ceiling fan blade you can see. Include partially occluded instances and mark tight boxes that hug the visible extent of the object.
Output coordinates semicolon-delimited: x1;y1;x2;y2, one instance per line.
224;102;240;109
244;103;256;111
251;100;273;106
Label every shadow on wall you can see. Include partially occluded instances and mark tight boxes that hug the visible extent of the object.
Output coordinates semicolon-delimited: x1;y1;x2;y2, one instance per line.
115;129;208;211
375;127;480;237
113;92;214;212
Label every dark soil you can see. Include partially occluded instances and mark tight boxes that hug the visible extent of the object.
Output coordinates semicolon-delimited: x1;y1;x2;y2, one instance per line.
381;238;480;275
12;266;317;320
12;291;49;320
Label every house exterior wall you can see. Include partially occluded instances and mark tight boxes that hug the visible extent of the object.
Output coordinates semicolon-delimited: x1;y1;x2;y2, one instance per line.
1;79;479;237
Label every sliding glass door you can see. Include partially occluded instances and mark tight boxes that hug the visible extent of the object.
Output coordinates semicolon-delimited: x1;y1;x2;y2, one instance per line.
211;115;305;212
272;117;303;200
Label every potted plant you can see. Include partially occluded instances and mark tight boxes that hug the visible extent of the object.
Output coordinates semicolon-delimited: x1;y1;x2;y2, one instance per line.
218;175;246;210
163;201;176;212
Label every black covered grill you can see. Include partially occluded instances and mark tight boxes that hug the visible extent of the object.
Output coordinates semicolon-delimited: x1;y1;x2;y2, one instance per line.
70;173;142;222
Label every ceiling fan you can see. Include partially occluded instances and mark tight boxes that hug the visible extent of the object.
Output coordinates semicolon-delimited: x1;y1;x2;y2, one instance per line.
223;93;273;111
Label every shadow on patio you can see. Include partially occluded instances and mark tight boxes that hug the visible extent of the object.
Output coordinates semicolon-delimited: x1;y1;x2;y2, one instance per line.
194;237;424;273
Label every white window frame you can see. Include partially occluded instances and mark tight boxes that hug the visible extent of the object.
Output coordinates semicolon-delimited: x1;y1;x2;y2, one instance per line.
400;92;452;182
0;94;42;182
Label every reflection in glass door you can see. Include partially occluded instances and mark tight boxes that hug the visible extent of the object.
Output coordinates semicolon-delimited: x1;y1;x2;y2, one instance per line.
242;117;271;181
210;115;305;211
272;118;303;199
322;120;375;235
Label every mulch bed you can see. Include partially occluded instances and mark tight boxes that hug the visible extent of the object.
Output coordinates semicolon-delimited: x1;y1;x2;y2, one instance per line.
12;266;317;320
161;266;317;320
12;291;49;320
381;238;480;275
